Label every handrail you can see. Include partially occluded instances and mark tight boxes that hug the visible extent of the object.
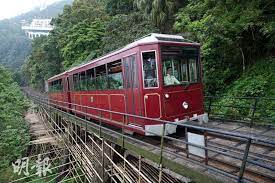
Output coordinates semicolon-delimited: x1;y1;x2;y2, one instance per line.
204;95;275;127
23;88;275;182
27;92;275;145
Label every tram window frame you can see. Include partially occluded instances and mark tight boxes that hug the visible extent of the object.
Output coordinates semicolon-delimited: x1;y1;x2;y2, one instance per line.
59;79;63;91
69;76;73;91
49;81;53;92
141;50;159;89
49;82;52;92
87;68;96;91
79;71;87;91
123;54;138;89
95;64;107;90
49;79;63;92
161;46;200;87
73;73;80;91
107;60;124;90
132;55;138;88
188;58;198;83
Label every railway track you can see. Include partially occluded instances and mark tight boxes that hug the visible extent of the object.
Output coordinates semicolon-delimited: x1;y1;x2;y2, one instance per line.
25;90;274;183
51;107;275;183
60;111;275;183
132;129;275;183
115;156;185;183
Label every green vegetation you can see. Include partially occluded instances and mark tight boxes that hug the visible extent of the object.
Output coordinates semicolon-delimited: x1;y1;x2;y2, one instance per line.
22;0;274;99
23;0;159;90
221;59;274;98
0;1;273;181
0;19;31;70
0;0;73;71
175;0;275;95
208;59;275;124
0;66;30;182
23;36;63;90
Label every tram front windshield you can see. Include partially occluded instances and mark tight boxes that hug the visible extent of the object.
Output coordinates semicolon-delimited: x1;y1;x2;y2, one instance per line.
162;46;200;87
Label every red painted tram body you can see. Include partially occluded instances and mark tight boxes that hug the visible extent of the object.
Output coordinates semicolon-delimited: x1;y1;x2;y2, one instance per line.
48;34;208;136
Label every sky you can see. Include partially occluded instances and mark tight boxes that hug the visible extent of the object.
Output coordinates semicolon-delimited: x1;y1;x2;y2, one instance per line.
0;0;62;20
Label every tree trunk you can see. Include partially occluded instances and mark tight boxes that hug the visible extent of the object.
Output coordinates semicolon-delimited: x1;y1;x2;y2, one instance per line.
240;47;245;72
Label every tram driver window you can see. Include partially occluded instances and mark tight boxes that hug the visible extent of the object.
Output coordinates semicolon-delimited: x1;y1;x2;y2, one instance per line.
142;51;158;88
189;59;198;82
162;46;199;86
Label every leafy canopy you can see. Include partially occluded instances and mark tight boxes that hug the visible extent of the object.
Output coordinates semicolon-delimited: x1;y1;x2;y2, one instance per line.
175;0;275;94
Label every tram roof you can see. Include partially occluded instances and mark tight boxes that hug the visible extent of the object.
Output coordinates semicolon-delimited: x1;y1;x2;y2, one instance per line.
48;33;199;81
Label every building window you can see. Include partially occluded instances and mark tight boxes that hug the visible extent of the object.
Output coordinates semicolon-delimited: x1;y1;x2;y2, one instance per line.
142;51;158;88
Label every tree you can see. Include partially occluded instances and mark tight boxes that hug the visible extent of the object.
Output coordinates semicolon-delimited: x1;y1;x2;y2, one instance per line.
0;66;29;182
106;0;135;15
23;36;63;91
61;20;105;68
135;0;184;32
102;12;159;53
175;0;275;94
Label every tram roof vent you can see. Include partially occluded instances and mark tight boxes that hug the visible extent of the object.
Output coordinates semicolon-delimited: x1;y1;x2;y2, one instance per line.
133;33;194;44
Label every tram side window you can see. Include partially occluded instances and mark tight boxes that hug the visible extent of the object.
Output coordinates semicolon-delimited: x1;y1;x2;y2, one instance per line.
142;51;158;88
189;59;198;82
108;60;123;89
79;71;87;90
96;65;107;90
87;68;96;90
59;80;63;91
73;74;80;91
123;55;138;89
49;82;53;92
50;79;63;92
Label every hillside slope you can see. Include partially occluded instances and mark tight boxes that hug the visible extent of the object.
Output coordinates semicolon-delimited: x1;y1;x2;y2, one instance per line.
0;0;73;70
0;66;29;182
212;58;275;124
222;59;274;98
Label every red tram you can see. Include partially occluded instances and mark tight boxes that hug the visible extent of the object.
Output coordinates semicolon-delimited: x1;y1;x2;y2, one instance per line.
48;33;208;136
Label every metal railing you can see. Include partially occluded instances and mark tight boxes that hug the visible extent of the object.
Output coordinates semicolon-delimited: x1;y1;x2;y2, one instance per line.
23;89;275;183
204;96;275;127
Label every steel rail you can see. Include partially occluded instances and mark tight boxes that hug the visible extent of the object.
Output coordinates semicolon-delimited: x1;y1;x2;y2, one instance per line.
36;96;275;172
25;91;275;182
29;93;275;145
38;105;254;182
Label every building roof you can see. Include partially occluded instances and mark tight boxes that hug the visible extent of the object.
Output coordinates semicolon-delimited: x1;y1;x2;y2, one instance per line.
22;19;53;31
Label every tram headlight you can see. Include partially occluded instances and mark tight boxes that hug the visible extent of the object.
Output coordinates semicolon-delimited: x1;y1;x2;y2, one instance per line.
164;94;169;99
182;101;189;109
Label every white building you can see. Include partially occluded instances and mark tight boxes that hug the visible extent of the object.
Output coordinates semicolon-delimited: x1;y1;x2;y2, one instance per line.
21;19;54;39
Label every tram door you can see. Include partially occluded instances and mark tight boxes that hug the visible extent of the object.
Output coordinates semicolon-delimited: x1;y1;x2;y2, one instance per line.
141;50;161;119
123;54;141;126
